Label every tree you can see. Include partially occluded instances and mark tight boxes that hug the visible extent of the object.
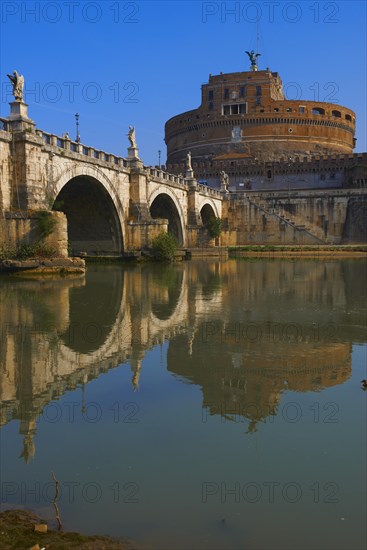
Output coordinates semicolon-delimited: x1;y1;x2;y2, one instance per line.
207;217;222;239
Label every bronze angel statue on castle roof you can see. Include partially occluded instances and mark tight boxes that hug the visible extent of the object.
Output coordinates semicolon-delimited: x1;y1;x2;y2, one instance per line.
245;50;261;70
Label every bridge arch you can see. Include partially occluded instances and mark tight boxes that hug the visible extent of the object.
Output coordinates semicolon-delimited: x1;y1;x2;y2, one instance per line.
149;189;186;246
50;165;125;255
200;202;219;225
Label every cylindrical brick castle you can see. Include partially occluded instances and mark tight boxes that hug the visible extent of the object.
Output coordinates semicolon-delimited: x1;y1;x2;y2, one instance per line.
165;68;356;178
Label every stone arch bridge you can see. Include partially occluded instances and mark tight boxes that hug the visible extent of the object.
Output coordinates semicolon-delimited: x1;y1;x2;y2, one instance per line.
1;102;367;251
0;108;222;255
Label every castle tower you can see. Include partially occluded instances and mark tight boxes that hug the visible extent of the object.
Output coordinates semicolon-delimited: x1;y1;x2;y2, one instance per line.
165;64;356;184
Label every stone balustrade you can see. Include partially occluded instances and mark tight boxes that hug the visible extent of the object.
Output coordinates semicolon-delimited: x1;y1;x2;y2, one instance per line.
197;184;222;197
148;167;187;188
39;130;129;170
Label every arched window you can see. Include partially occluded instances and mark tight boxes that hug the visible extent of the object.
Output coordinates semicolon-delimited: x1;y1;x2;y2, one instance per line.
312;107;325;115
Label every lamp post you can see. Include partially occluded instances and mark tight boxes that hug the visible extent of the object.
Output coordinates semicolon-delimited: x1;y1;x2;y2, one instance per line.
158;149;161;169
288;157;293;195
75;112;80;143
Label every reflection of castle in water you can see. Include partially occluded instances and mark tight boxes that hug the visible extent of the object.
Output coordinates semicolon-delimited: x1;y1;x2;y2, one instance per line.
0;260;366;457
168;260;366;431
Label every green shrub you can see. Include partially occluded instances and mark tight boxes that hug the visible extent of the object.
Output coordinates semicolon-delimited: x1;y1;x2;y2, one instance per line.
0;246;16;260
207;217;222;239
150;232;177;261
37;211;57;238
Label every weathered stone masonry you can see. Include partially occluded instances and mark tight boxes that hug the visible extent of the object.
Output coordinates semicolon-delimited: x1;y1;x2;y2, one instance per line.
0;99;366;252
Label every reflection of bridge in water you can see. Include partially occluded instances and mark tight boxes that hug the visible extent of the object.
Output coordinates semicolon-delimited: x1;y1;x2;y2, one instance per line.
0;260;366;458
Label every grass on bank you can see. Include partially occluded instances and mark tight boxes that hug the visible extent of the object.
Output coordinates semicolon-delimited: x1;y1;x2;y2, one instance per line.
0;243;57;261
0;509;133;549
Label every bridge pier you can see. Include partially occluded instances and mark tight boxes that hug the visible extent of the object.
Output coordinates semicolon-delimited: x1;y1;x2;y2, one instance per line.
5;106;45;211
128;162;151;222
186;179;209;248
187;179;203;226
127;162;171;250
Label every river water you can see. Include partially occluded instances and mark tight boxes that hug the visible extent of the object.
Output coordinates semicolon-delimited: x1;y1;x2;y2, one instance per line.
0;259;366;549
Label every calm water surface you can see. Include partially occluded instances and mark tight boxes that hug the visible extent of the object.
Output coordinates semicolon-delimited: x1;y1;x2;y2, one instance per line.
0;259;366;550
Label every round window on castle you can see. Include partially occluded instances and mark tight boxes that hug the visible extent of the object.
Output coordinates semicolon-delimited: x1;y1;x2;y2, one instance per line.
288;128;293;133
202;133;206;137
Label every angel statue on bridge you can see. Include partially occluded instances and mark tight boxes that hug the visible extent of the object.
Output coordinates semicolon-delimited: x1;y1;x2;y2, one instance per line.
127;126;137;148
220;170;229;192
186;151;192;170
245;50;261;71
7;70;24;101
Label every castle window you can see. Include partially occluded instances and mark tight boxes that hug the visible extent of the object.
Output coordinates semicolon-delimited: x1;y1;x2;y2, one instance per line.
299;106;305;113
286;108;292;112
208;90;214;100
240;86;245;98
345;114;352;121
256;86;262;95
208;102;214;111
312;107;325;115
332;110;341;118
274;108;279;112
224;88;229;99
267;170;272;179
222;103;247;115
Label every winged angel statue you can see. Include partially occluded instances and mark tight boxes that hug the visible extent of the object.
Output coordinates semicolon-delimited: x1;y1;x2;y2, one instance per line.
7;70;24;101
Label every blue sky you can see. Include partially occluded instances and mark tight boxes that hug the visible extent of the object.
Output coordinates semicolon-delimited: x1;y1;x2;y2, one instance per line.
1;0;366;165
